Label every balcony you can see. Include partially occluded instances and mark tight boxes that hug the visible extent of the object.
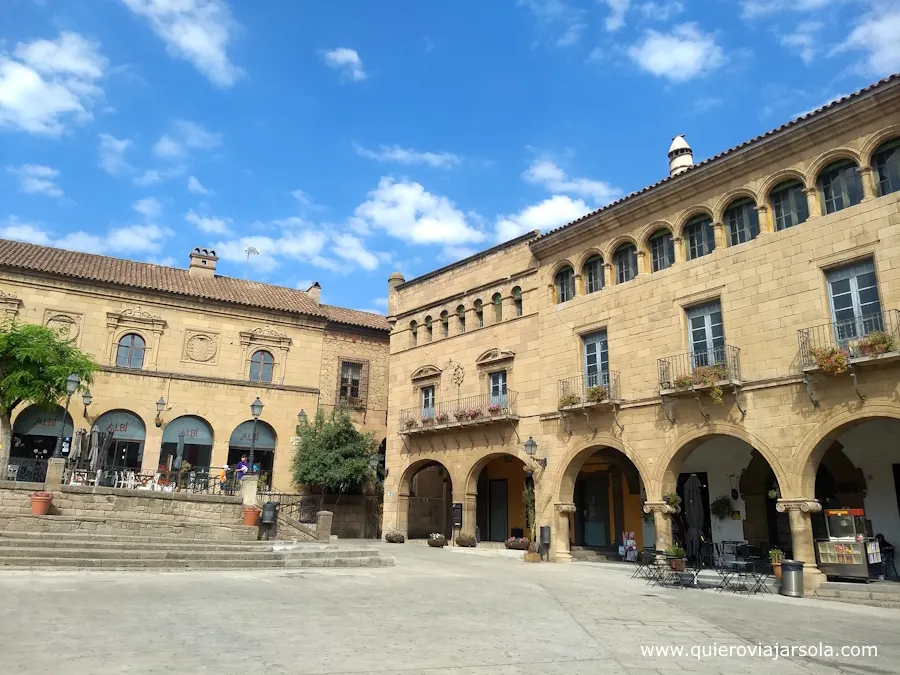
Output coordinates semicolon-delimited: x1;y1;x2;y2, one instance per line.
399;391;519;434
798;309;900;372
557;371;621;410
658;345;742;396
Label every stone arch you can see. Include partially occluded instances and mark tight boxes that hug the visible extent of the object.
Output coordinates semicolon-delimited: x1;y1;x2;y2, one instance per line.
547;258;577;280
653;423;789;497
553;436;652;505
759;168;809;200
673;206;715;238
638;220;676;250
601;234;640;263
713;188;759;224
805;146;862;187
397;457;454;494
573;246;604;272
860;124;900;166
793;405;900;496
464;449;532;496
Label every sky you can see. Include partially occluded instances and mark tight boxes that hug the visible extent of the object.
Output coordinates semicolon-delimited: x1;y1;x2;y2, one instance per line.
1;1;898;314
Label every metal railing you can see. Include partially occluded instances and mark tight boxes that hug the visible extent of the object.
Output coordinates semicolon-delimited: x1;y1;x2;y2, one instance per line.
5;458;48;483
63;467;242;495
258;488;322;524
658;345;741;391
557;371;620;409
398;391;519;432
798;309;900;369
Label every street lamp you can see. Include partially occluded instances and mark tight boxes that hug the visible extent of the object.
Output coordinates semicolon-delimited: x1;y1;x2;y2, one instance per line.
82;389;92;418
53;373;80;459
248;397;264;475
297;409;308;426
154;397;166;427
524;436;546;469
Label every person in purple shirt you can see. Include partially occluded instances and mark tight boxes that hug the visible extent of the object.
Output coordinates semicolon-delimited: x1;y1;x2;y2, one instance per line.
235;454;250;479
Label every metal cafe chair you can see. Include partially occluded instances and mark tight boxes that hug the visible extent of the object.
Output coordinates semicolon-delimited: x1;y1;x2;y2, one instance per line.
631;547;657;579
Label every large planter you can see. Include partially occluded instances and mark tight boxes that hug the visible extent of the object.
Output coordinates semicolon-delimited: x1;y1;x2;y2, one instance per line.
772;563;782;581
667;556;686;572
30;493;53;516
242;506;261;527
524;552;541;563
505;539;530;550
427;536;446;548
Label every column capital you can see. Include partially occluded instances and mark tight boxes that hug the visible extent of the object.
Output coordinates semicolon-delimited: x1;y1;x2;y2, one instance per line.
803;186;817;196
775;498;822;513
754;204;769;214
555;502;576;514
642;500;679;515
857;165;873;177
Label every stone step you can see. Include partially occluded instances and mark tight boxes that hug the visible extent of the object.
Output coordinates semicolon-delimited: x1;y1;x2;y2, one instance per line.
0;555;395;570
815;582;900;608
0;515;257;541
814;593;900;609
0;546;379;561
0;532;305;550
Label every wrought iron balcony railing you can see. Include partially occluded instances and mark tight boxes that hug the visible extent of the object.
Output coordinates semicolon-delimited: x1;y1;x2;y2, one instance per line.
798;309;900;371
557;371;621;409
4;457;48;483
658;345;741;394
399;391;519;433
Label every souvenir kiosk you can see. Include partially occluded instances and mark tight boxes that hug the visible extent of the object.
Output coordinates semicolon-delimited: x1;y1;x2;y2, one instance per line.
815;508;881;581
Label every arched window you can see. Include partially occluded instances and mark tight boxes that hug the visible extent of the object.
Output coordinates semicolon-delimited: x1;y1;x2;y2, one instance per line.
613;243;638;284
555;266;575;303
456;305;466;333
410;320;418;346
648;230;675;272
724;198;760;246
873;138;900;197
474;300;484;327
583;256;604;294
512;287;523;317
818;159;862;214
440;310;449;337
683;214;715;260
249;350;274;383
115;333;145;368
770;180;808;231
492;293;502;322
424;316;433;342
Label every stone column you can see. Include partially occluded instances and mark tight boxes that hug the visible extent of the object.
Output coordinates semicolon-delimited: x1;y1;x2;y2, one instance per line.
804;187;820;219
451;310;466;336
241;474;259;507
501;295;516;322
644;501;674;551
459;490;477;538
554;502;576;562
45;457;67;487
776;498;826;592
547;283;555;305
603;263;613;287
858;166;877;201
141;423;164;474
573;273;584;296
755;204;773;234
316;510;333;541
636;250;648;275
673;237;685;264
713;222;726;249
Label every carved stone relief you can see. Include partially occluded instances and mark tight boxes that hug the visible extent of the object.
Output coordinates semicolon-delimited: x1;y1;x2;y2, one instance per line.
43;310;83;343
183;331;219;364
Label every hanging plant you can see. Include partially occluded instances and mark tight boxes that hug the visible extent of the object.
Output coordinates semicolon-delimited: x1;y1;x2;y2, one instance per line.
710;495;733;521
810;346;848;374
673;374;694;391
663;492;682;509
693;364;728;404
558;393;581;408
856;331;896;356
767;487;781;500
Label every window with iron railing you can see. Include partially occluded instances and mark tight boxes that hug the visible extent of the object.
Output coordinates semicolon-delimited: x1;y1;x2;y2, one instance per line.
338;360;368;408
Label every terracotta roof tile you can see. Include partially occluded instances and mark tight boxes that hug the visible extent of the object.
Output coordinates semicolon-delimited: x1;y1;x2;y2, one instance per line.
0;239;389;333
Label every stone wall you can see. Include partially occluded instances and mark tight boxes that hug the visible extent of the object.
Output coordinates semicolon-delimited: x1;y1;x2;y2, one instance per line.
321;494;381;539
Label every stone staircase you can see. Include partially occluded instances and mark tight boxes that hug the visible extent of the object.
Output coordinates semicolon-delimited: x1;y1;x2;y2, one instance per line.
814;581;900;608
0;531;394;570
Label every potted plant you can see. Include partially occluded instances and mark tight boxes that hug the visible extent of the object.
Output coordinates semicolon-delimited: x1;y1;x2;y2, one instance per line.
242;505;261;527
810;346;848;374
453;409;468;422
769;548;785;581
586;386;608;403
693;364;728;404
487;402;502;415
673;374;695;391
455;534;476;547
857;331;896;356
404;417;418;429
710;495;733;521
435;411;449;424
385;530;405;544
421;415;434;427
465;407;482;420
558;393;581;408
666;545;686;571
524;541;541;563
30;490;53;516
505;536;530;550
663;492;682;512
427;533;447;548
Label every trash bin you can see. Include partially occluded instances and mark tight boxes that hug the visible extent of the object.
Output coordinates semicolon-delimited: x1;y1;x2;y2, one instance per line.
539;526;551;560
780;559;804;597
261;501;279;524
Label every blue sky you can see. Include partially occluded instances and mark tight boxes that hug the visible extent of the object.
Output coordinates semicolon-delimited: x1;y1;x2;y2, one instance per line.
1;0;898;313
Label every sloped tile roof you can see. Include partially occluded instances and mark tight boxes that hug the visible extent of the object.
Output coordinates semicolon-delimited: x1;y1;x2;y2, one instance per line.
0;238;389;333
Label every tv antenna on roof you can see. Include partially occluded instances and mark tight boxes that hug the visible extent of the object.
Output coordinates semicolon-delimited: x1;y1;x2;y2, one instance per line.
244;246;259;279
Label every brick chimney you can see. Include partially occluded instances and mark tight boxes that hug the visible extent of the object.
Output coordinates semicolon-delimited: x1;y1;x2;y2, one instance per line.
188;247;218;278
306;281;321;304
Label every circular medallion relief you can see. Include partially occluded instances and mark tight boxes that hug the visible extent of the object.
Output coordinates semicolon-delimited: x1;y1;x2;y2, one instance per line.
186;334;217;362
46;314;79;342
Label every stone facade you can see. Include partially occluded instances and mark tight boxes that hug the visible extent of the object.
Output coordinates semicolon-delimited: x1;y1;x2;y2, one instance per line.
0;246;390;492
383;75;900;587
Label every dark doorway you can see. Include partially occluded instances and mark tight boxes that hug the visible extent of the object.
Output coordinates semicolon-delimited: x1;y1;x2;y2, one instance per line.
575;472;610;547
488;479;508;542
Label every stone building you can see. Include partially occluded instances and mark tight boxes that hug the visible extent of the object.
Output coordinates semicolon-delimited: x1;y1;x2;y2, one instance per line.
383;73;900;588
0;242;390;492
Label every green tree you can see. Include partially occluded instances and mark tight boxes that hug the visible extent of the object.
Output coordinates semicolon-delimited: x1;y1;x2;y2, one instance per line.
291;408;376;493
0;322;97;470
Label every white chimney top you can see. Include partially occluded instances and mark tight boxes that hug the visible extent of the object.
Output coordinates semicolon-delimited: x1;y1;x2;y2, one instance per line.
668;134;694;177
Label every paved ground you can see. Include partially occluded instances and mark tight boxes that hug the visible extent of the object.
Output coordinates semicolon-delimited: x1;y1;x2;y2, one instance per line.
2;542;899;675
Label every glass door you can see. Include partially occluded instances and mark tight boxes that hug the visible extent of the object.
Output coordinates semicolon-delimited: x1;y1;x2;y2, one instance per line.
489;371;507;409
421;386;435;418
826;260;882;348
687;301;724;367
583;331;609;389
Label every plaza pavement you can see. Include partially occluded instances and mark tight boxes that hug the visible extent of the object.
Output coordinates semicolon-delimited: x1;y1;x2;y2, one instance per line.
1;540;898;675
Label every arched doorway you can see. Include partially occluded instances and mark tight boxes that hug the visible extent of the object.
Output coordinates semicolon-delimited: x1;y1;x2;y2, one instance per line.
228;420;277;487
94;410;146;470
402;460;452;539
469;453;529;543
159;415;214;471
9;405;73;481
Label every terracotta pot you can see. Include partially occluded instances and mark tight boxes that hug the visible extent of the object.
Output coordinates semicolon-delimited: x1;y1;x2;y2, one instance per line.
772;562;782;581
668;557;686;572
242;507;260;527
524;552;541;563
31;495;53;516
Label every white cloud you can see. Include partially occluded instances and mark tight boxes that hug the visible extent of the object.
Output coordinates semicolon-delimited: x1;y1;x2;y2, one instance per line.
323;48;366;81
635;1;684;21
103;224;173;253
602;0;631;32
133;165;185;186
372;297;388;309
0;217;51;245
331;233;380;271
187;175;209;194
153;134;183;158
628;24;725;82
185;209;231;235
518;0;587;47
692;96;723;113
495;194;588;242
98;134;132;174
354;143;462;169
8;164;63;198
152;120;221;160
212;230;332;273
120;0;241;87
0;32;107;135
146;255;177;267
780;20;824;64
739;0;831;18
133;197;162;218
841;4;900;77
0;217;172;254
523;159;621;204
351;177;486;246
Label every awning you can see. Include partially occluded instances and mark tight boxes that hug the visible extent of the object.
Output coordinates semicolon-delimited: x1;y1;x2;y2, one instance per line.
13;405;73;438
228;420;276;450
94;410;146;442
162;415;214;445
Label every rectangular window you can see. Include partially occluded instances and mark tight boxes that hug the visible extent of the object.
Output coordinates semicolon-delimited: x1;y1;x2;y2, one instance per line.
686;300;725;368
584;258;604;293
583;331;609;389
826;259;883;345
650;234;675;272
556;269;575;303
489;370;507;408
772;183;809;231
340;361;362;402
685;219;715;260
421;385;435;417
614;246;637;284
